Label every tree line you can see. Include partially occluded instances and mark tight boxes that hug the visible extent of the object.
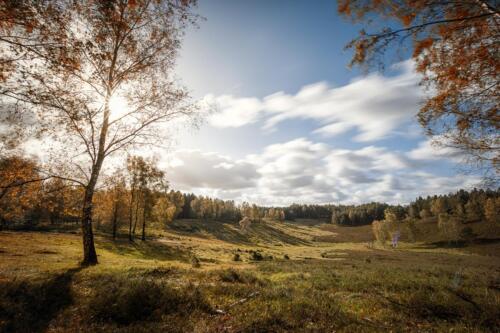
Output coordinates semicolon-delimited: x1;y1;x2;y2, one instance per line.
407;188;499;223
0;155;288;238
2;154;498;237
371;189;499;246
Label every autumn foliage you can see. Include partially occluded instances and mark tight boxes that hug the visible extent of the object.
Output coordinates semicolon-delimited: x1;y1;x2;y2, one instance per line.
338;0;499;178
0;156;41;226
1;0;199;265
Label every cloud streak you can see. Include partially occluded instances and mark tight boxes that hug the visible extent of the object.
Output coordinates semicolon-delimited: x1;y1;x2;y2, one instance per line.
206;61;423;142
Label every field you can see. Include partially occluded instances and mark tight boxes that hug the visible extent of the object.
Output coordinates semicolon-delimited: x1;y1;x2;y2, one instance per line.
0;219;499;333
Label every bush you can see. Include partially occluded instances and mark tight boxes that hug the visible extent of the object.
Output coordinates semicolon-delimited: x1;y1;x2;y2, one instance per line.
438;213;460;243
249;250;264;261
233;253;241;261
190;255;201;268
0;272;74;333
89;277;212;325
241;290;349;332
217;269;261;285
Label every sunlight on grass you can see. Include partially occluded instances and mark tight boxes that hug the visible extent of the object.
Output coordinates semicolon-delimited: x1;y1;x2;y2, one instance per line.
1;220;499;332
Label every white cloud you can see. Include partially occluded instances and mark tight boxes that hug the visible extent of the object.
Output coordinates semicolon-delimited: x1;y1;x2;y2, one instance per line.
408;138;464;162
164;138;478;206
205;61;423;142
313;122;354;136
206;94;263;128
166;63;479;205
164;150;259;190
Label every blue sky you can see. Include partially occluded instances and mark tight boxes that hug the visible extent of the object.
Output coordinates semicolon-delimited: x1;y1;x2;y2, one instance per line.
177;0;361;97
162;0;478;206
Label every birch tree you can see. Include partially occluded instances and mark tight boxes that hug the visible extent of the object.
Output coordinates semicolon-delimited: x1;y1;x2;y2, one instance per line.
0;0;198;265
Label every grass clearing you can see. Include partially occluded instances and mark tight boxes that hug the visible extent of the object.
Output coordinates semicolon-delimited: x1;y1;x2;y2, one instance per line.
0;219;499;332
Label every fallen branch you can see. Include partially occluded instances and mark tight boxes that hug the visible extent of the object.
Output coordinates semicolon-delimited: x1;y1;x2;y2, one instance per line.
360;316;391;329
215;291;261;315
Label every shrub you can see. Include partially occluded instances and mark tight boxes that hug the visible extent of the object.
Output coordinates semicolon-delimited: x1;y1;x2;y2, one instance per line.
0;272;74;332
217;269;261;284
89;277;212;325
190;255;201;268
249;250;264;261
233;253;241;261
241;290;350;332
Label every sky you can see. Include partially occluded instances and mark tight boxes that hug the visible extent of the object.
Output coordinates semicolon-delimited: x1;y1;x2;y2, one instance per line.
160;0;479;206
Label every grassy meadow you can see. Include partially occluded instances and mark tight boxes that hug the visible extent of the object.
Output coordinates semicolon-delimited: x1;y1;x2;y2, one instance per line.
0;219;499;333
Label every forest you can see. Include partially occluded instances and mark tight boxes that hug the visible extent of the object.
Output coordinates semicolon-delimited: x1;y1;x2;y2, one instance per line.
2;154;498;239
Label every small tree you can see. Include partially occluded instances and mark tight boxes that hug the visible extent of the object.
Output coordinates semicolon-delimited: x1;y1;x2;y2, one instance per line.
110;174;128;240
0;156;42;228
126;156;165;241
431;198;448;217
405;217;418;243
153;193;182;227
438;213;459;244
372;220;387;245
240;202;252;220
167;190;185;219
153;197;170;225
93;172;128;239
419;208;432;219
484;198;499;224
454;204;467;224
250;204;261;222
465;199;483;222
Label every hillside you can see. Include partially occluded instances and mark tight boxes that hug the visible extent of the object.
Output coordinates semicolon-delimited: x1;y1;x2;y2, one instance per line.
1;219;499;332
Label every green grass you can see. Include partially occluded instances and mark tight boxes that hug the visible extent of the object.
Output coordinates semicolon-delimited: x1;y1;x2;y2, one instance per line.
0;219;499;332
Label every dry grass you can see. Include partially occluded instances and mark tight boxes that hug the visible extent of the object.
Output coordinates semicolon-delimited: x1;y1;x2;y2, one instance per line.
0;219;499;332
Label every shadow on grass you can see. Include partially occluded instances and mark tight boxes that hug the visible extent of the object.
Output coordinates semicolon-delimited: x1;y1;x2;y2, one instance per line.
470;237;500;245
168;219;308;245
418;238;500;250
4;223;80;234
96;237;192;263
0;267;81;333
382;288;499;329
88;275;213;325
284;218;329;226
248;222;309;245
